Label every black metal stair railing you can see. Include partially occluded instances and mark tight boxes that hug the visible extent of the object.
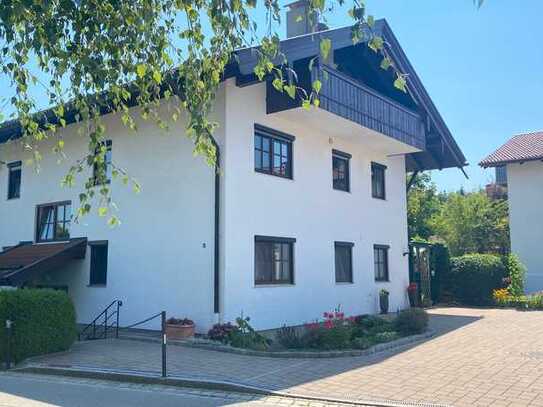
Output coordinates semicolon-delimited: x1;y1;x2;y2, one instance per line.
78;300;122;341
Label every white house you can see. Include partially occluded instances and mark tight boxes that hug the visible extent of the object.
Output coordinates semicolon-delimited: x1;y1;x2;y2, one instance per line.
0;13;466;332
480;131;543;293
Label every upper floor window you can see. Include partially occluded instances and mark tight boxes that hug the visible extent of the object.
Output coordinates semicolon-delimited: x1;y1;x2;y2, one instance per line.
335;241;354;283
255;235;295;285
36;201;72;243
89;241;108;286
374;244;389;282
332;150;350;192
93;140;112;185
254;124;293;179
7;161;21;200
371;162;386;199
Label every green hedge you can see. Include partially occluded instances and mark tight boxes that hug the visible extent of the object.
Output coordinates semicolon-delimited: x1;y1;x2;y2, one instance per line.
448;254;506;305
0;289;77;364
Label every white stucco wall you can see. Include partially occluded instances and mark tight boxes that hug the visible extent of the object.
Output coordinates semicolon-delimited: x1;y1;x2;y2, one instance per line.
507;161;543;293
0;79;413;332
220;79;411;330
0;101;217;331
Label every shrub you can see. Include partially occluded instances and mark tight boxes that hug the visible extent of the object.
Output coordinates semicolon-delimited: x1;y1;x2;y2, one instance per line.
448;254;506;305
207;322;238;343
228;316;269;351
394;308;428;335
505;254;526;296
0;289;77;364
302;309;354;350
351;336;375;350
276;325;305;349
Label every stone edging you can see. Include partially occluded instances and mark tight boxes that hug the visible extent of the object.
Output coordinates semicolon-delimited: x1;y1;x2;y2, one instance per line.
120;329;435;359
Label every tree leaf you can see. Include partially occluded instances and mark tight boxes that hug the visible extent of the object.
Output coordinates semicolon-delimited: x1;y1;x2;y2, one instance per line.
320;38;332;62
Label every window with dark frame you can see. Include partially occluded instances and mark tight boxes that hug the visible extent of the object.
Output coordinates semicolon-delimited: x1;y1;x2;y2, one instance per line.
371;162;386;199
7;161;21;200
89;242;108;286
374;245;389;282
93;140;112;185
254;125;293;179
332;150;350;192
255;236;295;285
36;201;72;243
335;242;354;283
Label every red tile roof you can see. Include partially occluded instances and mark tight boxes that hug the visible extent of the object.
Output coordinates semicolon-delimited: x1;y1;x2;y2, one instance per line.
480;131;543;168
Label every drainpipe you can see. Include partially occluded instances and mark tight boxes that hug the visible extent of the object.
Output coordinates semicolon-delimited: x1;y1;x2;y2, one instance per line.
209;135;221;315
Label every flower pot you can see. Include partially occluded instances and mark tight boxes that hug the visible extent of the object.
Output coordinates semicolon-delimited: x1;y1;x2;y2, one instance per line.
166;323;195;340
379;294;389;314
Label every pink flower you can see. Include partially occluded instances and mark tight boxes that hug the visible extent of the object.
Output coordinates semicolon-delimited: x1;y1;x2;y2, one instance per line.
323;312;329;318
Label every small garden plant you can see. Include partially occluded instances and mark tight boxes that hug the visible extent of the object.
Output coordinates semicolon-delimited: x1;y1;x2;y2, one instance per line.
208;307;429;352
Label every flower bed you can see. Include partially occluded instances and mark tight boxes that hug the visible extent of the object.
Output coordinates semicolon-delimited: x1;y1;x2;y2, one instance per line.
493;289;543;310
206;308;429;353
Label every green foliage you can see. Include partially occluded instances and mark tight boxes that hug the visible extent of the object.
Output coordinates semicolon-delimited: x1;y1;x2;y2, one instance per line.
407;174;510;256
430;192;510;257
447;254;506;305
0;289;77;364
394;308;428;335
228;316;269;351
407;173;442;241
505;254;526;296
304;323;353;350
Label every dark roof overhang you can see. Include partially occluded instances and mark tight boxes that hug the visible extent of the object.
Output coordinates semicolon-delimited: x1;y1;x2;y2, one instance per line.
0;238;87;286
0;20;466;173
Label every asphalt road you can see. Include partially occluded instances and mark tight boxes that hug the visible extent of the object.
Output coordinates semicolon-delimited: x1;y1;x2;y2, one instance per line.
0;372;354;407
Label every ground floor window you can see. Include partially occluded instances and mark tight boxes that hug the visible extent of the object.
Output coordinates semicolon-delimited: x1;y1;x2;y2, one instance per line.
335;241;354;283
89;241;108;286
254;236;295;285
374;244;390;281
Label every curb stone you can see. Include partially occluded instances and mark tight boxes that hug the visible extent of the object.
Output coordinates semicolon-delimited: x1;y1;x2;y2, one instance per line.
13;365;450;407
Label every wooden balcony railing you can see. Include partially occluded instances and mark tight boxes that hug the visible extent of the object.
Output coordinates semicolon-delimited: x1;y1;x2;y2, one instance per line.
313;65;426;150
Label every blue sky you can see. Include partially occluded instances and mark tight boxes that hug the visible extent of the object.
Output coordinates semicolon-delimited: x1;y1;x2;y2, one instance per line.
355;0;543;191
1;1;541;192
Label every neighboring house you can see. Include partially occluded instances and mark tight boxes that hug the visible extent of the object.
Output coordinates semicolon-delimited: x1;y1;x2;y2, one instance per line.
480;131;543;293
485;166;508;200
0;8;466;331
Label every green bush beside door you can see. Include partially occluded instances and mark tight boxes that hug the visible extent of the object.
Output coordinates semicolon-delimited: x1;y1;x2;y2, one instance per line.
0;289;77;364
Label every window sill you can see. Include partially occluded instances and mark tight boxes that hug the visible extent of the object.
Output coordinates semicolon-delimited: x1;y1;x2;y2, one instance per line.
7;196;20;201
254;283;295;288
372;196;387;201
254;170;294;181
87;284;107;288
375;280;390;283
336;281;354;285
333;188;351;194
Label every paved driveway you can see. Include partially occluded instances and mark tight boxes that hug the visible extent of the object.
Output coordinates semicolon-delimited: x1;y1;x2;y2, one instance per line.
20;308;543;406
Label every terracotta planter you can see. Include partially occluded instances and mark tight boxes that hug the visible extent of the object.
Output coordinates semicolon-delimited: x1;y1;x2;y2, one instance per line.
166;323;195;339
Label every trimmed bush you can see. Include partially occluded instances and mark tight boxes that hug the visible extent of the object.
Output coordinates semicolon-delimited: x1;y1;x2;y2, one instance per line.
394;308;428;335
505;254;526;296
448;254;506;305
0;289;77;364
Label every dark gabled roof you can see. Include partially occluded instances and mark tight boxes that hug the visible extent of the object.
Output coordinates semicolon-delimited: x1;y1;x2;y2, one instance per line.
0;238;87;286
480;131;543;168
0;20;465;172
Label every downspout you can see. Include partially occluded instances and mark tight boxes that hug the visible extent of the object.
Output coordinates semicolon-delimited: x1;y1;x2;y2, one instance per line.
209;136;221;314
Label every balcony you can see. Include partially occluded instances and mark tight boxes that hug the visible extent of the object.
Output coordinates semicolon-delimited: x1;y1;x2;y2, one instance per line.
312;65;426;150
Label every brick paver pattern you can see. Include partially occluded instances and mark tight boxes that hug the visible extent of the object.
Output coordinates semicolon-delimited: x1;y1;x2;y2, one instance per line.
24;308;543;407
